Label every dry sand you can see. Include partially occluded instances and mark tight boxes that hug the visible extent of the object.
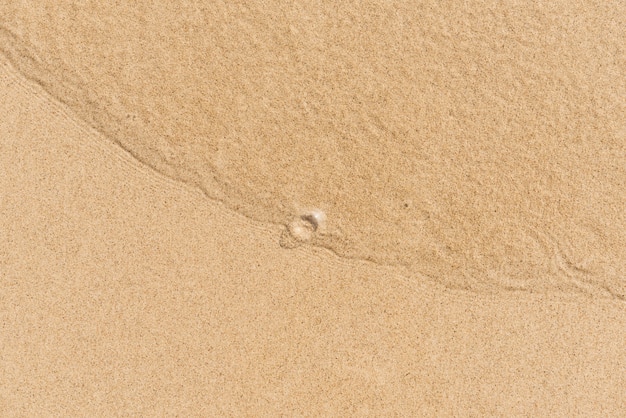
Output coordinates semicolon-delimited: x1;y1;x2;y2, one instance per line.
1;2;625;416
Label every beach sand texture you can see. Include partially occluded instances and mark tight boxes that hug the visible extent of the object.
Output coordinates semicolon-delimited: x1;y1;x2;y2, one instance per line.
1;1;625;296
1;1;626;415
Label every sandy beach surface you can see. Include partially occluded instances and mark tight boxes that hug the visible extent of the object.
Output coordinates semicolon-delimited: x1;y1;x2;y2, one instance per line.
1;2;625;416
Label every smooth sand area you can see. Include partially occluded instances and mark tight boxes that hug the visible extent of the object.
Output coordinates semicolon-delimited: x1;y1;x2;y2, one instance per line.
1;2;626;415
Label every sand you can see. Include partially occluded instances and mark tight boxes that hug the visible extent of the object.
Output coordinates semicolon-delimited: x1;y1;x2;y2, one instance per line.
1;2;625;416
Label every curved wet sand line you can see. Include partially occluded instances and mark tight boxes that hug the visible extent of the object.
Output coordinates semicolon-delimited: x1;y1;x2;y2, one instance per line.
1;1;625;298
2;54;626;415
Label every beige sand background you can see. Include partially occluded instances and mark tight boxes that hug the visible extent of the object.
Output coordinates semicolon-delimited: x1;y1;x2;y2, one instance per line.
1;1;626;416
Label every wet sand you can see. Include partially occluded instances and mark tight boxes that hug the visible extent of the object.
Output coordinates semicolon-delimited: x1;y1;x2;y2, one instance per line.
2;1;626;296
1;2;626;415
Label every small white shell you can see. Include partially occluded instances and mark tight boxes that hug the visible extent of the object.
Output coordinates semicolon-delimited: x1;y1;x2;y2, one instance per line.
280;208;327;248
300;209;326;232
287;218;315;243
